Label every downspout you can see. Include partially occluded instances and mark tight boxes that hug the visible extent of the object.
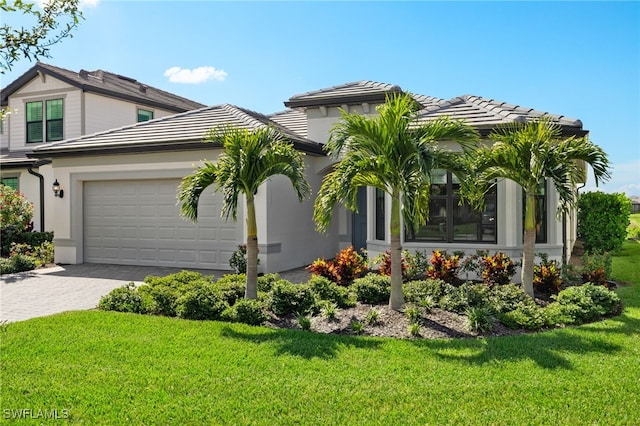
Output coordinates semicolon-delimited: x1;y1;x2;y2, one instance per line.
27;159;51;232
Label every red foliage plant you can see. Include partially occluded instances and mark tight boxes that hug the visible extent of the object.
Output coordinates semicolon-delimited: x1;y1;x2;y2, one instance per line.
307;246;368;286
426;250;460;284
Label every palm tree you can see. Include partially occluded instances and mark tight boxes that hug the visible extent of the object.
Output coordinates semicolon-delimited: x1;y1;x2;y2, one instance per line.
314;93;479;310
459;118;610;297
178;125;310;299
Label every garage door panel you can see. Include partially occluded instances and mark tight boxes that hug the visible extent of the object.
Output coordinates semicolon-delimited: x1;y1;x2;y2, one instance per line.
84;179;238;269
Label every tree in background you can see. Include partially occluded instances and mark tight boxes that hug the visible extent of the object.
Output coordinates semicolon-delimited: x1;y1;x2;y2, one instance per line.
178;126;310;300
1;0;83;73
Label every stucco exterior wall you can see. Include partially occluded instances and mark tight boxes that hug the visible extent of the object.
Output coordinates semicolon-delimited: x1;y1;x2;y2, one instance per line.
84;93;180;135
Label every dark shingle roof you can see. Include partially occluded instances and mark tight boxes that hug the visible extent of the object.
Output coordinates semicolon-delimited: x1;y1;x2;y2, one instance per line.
416;95;585;135
285;80;404;108
0;149;51;169
268;109;307;138
1;62;206;112
31;104;324;158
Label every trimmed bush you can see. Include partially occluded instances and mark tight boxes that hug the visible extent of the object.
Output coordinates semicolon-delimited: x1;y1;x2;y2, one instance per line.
308;275;355;308
351;274;390;304
139;271;213;316
258;273;281;293
488;284;533;314
439;283;491;313
176;283;228;321
578;192;631;253
269;280;317;316
0;253;37;274
227;299;269;326
214;274;246;305
403;279;446;304
98;283;148;314
499;304;550;330
548;283;622;323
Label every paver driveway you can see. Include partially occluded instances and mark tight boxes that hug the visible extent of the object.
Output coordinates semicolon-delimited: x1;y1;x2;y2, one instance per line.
1;264;310;323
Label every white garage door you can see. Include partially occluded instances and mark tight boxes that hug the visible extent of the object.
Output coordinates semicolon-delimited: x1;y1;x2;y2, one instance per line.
84;179;239;269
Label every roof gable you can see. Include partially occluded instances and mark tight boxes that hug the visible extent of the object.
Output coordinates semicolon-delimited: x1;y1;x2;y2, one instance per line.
285;80;404;108
1;62;206;112
31;104;323;157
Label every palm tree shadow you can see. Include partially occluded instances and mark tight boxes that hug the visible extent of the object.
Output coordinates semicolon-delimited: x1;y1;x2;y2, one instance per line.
413;325;622;370
220;325;383;360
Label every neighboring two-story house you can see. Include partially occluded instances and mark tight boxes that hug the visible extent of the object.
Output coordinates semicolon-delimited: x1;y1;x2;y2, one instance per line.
0;62;205;232
15;79;583;274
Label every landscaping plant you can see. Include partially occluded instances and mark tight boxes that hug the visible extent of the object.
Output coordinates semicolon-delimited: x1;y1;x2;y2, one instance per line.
577;191;631;253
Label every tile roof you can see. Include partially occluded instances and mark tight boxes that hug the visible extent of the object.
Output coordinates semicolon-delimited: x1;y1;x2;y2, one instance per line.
268;109;307;138
31;104;324;157
285;80;404;108
1;62;206;112
416;95;584;133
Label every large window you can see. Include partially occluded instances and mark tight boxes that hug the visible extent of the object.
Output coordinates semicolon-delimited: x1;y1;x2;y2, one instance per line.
406;170;497;243
137;109;154;122
523;181;547;243
26;99;63;143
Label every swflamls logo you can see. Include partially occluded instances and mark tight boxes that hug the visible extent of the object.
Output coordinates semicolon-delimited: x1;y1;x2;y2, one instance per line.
3;408;70;419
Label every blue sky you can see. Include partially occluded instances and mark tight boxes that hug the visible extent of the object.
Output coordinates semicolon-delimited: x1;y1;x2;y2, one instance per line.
3;1;639;195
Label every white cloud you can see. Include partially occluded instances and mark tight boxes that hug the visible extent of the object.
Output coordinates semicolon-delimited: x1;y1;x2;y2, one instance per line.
163;66;228;84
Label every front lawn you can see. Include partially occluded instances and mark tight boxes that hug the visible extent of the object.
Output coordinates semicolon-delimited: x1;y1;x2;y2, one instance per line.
1;243;639;424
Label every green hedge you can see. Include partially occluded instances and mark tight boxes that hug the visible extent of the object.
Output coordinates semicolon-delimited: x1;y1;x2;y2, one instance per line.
578;192;630;253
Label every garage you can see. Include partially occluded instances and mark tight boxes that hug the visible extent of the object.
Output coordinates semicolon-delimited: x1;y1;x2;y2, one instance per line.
83;179;239;269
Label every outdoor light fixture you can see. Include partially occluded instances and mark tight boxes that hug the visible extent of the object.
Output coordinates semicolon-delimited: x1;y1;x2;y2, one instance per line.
52;179;64;198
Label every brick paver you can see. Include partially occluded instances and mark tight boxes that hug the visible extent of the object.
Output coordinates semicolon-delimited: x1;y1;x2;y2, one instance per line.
0;264;311;323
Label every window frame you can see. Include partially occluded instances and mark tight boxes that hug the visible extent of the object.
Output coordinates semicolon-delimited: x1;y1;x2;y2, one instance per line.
405;170;498;244
1;176;19;190
137;108;154;122
25;98;64;143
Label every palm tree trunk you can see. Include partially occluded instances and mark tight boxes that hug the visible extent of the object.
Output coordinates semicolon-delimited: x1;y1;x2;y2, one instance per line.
521;191;536;298
389;195;404;310
245;195;259;299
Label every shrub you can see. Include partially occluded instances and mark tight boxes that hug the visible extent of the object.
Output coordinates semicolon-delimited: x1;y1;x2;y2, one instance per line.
0;185;33;232
365;309;381;325
459;250;490;280
499;304;550;330
230;299;269;326
10;240;54;266
15;231;54;248
349;319;364;334
0;254;37;274
439;283;491;313
176;283;228;321
578;191;631;253
98;283;148;314
465;307;497;333
214;274;247;305
481;252;516;287
404;249;431;281
408;322;421;337
581;251;613;287
308;246;368;286
375;249;408;279
403;279;446;304
258;273;280;293
351;274;390;304
405;306;422;325
426;250;460;284
320;301;338;320
269;280;317;316
533;256;563;295
628;223;640;240
548;283;622;323
139;271;213;316
296;313;312;331
308;275;355;308
229;245;260;274
488;284;532;314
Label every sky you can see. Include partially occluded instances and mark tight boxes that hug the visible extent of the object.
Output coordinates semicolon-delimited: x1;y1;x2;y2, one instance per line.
3;1;639;196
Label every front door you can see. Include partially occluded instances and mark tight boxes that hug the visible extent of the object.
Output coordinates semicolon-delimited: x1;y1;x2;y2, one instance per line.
352;187;367;252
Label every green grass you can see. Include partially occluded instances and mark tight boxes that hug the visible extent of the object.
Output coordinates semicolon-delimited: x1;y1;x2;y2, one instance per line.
2;245;640;424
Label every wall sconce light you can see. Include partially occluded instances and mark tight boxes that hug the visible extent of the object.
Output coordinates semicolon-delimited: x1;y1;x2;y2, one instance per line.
52;179;64;198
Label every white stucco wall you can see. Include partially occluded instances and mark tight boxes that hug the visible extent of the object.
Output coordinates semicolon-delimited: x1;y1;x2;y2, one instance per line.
84;93;180;135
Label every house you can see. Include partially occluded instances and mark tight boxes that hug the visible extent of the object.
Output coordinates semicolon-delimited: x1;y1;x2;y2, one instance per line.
4;75;586;274
0;62;206;232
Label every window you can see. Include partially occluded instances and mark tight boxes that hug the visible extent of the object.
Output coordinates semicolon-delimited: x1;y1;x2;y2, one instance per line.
1;177;19;190
375;188;385;240
137;109;154;122
523;181;547;243
26;99;63;143
406;170;497;243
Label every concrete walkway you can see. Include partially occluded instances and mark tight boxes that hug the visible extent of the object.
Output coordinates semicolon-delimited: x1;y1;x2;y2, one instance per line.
0;263;311;323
